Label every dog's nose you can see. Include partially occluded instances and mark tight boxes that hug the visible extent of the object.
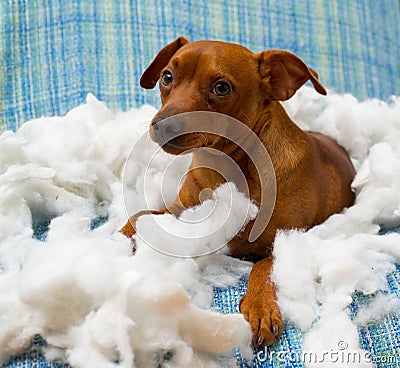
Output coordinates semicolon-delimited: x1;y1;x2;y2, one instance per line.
151;115;184;143
151;115;167;132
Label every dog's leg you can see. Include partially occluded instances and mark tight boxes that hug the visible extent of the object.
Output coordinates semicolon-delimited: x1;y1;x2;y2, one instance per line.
239;257;284;347
119;209;170;239
120;172;205;240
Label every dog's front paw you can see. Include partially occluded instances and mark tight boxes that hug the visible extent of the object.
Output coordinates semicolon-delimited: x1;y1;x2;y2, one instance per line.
239;293;284;347
119;210;150;239
119;214;142;253
119;220;136;239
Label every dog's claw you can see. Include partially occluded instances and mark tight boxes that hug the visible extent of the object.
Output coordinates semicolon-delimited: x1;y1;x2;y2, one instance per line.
272;323;279;336
240;291;283;347
252;335;265;347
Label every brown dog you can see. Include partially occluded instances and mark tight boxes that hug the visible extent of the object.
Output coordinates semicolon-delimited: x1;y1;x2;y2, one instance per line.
120;37;355;347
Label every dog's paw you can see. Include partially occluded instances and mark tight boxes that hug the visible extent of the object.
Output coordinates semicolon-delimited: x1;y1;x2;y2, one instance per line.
239;293;284;347
119;220;136;238
119;210;149;239
119;217;139;253
119;209;164;240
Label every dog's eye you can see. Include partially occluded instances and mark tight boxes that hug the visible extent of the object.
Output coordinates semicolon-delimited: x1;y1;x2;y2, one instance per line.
212;81;232;96
160;71;173;86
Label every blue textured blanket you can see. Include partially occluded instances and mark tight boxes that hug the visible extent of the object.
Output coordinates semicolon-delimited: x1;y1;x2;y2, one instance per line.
2;221;399;368
1;1;399;367
1;0;399;132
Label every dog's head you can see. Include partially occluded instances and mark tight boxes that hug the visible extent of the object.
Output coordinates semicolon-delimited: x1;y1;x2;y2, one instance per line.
141;36;326;154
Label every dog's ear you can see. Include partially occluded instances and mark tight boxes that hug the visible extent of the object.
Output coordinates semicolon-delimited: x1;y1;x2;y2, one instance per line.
257;50;327;100
140;36;189;89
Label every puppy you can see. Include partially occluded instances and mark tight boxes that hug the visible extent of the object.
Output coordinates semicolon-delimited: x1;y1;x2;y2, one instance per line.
120;37;355;347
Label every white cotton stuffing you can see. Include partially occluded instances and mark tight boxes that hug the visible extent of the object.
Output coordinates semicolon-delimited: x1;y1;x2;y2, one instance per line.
135;182;258;257
275;89;400;367
353;293;400;326
0;95;252;367
0;89;399;367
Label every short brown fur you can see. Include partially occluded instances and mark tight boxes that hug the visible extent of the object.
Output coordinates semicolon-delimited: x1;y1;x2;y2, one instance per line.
120;37;355;347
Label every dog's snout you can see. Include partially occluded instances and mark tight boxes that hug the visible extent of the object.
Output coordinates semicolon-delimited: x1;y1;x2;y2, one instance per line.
151;115;184;143
151;115;166;133
151;115;166;127
165;120;182;134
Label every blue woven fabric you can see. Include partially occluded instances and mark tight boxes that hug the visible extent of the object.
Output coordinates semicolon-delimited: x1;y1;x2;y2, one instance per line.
212;268;400;368
1;336;70;368
2;220;399;367
1;1;400;367
1;0;399;132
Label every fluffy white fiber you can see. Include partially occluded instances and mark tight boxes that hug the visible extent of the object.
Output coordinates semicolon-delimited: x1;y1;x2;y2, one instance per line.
0;89;399;367
0;95;254;368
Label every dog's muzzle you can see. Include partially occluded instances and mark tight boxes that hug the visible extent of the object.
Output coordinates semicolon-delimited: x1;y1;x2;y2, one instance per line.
151;115;184;146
